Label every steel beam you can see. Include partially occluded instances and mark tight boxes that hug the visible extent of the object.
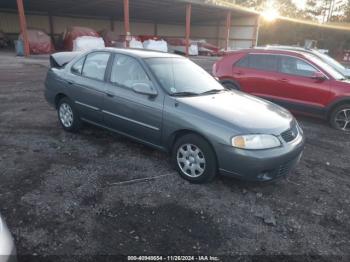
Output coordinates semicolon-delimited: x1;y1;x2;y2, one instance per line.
124;0;130;47
185;4;191;56
225;11;231;51
252;15;260;47
16;0;30;56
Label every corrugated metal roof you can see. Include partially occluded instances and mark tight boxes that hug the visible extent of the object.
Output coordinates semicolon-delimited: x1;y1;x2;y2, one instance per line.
0;0;258;23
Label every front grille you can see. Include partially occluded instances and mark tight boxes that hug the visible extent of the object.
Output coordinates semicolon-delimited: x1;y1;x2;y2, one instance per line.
260;153;302;180
281;123;299;143
277;162;293;177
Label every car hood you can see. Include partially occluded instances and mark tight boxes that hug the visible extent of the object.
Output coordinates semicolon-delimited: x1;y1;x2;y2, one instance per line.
344;68;350;78
175;91;294;135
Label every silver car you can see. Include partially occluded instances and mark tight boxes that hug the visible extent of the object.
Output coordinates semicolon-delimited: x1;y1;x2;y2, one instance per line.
0;214;16;262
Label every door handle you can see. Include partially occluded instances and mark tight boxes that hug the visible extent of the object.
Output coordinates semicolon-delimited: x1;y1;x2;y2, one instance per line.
67;80;75;85
278;78;289;82
233;71;244;75
106;92;115;98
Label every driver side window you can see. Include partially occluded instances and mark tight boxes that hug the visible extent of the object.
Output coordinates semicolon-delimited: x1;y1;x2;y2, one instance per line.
110;54;151;89
279;56;319;77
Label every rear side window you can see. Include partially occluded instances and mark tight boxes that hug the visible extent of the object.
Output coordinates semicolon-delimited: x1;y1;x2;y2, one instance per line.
236;54;278;72
236;55;249;68
279;56;319;77
110;54;150;89
71;57;85;75
82;52;110;81
249;54;278;72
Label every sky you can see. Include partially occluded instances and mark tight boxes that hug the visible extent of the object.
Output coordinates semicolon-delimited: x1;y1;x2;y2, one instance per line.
292;0;307;9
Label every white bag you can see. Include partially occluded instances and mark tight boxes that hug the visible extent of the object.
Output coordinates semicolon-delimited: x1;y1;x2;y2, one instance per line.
73;36;105;51
143;39;168;52
129;38;143;49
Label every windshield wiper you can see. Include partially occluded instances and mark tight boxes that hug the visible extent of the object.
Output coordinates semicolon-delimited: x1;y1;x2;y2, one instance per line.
200;89;225;95
171;92;200;97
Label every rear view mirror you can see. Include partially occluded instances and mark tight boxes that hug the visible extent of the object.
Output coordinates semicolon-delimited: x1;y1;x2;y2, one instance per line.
311;72;327;82
132;82;158;96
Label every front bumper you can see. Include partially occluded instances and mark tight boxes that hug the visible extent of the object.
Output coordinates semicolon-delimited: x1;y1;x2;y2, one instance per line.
217;132;305;182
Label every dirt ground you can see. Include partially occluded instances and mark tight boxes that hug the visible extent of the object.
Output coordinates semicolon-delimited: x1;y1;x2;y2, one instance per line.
0;52;349;261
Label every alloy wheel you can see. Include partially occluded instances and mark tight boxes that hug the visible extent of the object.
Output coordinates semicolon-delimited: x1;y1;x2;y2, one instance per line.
59;103;74;128
177;144;206;177
334;108;350;132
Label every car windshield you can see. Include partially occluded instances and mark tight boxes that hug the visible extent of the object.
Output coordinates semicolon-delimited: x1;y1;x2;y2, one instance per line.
304;53;346;80
313;51;347;73
146;57;224;95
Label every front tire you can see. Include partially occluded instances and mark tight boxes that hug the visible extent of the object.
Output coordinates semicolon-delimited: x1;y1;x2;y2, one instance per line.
172;134;217;183
329;104;350;132
57;97;81;132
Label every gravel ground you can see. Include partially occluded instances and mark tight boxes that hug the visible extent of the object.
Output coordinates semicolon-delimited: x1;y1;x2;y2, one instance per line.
0;52;349;261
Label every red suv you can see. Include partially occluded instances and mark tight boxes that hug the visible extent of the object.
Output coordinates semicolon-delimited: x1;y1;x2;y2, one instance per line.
213;49;350;132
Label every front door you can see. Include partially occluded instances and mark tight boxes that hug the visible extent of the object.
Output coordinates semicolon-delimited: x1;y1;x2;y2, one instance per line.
272;55;331;114
102;54;163;146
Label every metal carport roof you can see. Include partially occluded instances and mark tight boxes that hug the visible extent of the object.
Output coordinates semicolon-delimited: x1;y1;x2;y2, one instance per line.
0;0;258;24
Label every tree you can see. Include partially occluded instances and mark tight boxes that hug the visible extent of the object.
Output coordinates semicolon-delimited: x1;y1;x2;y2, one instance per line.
329;0;350;22
235;0;266;9
235;0;307;18
304;0;349;23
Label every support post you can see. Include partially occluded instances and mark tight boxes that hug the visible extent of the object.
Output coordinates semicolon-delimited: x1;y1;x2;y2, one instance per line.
252;15;260;47
110;18;114;31
123;0;130;47
48;14;54;40
154;23;158;36
225;11;231;51
16;0;30;56
185;4;191;56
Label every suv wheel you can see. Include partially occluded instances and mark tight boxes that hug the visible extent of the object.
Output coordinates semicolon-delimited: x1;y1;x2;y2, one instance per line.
172;134;217;183
330;104;350;132
57;97;81;132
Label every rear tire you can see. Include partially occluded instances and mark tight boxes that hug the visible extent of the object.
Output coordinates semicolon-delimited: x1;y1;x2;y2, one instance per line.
57;97;81;132
172;134;217;183
329;104;350;132
222;81;239;90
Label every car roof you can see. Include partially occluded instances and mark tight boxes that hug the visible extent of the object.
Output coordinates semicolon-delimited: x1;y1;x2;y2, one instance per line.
228;48;309;58
264;45;309;51
103;47;183;59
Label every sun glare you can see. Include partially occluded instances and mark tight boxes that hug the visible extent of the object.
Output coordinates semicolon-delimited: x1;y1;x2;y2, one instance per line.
261;7;280;22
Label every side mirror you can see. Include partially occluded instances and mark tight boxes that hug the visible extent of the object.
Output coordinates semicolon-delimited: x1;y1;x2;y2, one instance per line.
132;82;158;96
311;72;327;82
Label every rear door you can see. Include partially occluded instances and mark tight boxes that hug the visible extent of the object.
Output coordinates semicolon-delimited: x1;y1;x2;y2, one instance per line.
102;54;163;146
233;53;281;96
272;55;331;113
66;51;111;124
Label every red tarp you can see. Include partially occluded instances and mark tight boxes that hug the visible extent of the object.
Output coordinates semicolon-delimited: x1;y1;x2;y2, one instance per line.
139;35;161;42
63;26;99;51
19;29;54;54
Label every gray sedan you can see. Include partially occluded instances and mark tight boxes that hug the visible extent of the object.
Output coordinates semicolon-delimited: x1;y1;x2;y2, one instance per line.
45;48;305;183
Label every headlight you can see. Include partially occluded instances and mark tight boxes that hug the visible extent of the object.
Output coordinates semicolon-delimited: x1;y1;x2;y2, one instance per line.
232;134;281;150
